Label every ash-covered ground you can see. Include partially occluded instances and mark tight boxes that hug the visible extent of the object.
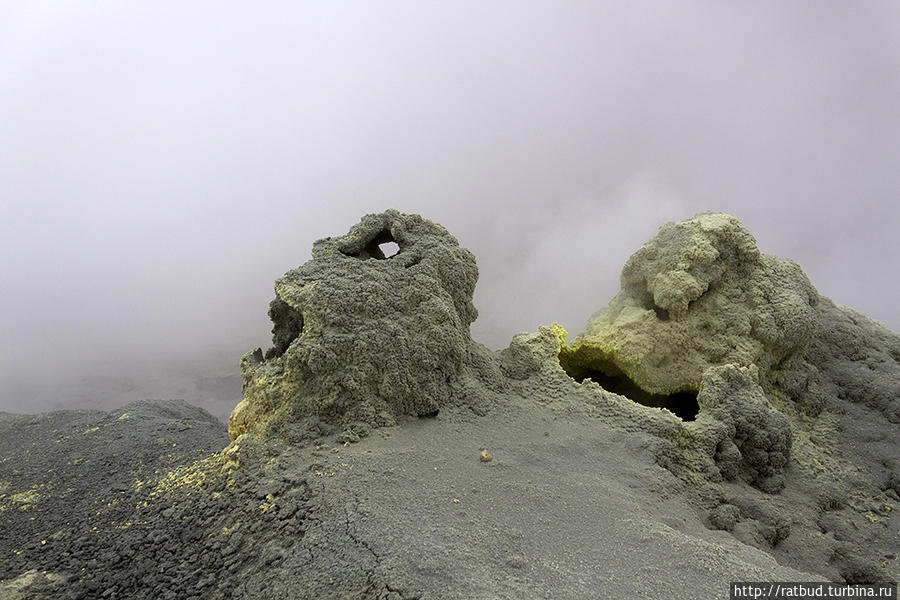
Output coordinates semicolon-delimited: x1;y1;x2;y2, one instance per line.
1;211;897;599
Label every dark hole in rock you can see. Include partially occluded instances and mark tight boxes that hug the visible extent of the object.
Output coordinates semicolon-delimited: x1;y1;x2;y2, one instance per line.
641;296;670;320
560;357;698;421
378;241;400;258
361;228;397;259
265;298;304;359
635;288;670;320
420;409;440;418
339;227;401;259
651;305;670;321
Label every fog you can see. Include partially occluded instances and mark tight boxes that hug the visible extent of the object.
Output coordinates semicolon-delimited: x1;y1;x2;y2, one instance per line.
2;2;898;417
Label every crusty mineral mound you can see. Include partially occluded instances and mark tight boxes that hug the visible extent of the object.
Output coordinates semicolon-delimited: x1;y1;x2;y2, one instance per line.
692;364;792;492
550;212;830;492
559;211;820;396
802;297;900;422
229;210;496;440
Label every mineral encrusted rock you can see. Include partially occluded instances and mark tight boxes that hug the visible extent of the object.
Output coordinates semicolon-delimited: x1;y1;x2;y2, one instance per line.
548;210;896;494
232;209;896;500
803;297;900;422
499;323;569;380
558;211;819;396
692;364;792;492
230;209;499;440
4;210;898;596
552;212;831;491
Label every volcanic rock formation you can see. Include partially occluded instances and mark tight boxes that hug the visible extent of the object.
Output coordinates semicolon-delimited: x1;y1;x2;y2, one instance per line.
230;210;897;497
229;209;500;442
2;209;898;598
551;212;818;491
558;211;819;394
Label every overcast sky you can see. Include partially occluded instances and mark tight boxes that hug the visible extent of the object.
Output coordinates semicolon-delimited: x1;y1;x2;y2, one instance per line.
2;2;899;414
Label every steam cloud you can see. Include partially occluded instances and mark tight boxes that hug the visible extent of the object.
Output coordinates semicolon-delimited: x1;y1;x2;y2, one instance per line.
1;2;898;413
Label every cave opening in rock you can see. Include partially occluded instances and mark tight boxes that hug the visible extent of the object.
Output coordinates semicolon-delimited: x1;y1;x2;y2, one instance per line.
559;355;699;421
362;228;399;259
265;298;304;359
339;227;402;260
635;289;670;321
378;241;400;258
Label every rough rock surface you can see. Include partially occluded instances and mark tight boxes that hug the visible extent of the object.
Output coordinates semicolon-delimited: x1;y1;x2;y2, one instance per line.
694;365;793;492
230;209;500;442
0;400;232;599
553;212;836;492
0;399;826;600
802;297;900;422
1;210;897;598
558;211;819;395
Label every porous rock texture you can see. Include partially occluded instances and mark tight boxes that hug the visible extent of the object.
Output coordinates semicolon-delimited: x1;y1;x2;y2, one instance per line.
802;297;900;423
558;211;819;395
529;210;897;580
553;212;831;492
2;210;897;598
693;365;792;492
230;210;501;443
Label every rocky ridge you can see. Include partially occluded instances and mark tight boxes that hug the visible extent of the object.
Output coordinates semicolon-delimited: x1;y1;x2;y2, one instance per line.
1;210;896;599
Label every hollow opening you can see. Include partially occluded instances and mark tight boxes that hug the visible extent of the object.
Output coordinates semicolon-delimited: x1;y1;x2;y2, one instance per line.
626;282;671;321
559;354;698;421
650;304;670;321
638;292;670;321
378;241;399;258
341;227;400;259
265;298;304;359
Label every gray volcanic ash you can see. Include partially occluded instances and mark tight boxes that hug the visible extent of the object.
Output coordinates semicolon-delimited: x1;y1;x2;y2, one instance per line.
1;211;896;599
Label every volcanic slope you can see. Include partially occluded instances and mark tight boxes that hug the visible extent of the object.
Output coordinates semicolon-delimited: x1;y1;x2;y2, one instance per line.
0;210;896;599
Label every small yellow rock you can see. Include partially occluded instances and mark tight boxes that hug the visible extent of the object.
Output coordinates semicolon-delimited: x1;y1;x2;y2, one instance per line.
480;449;493;462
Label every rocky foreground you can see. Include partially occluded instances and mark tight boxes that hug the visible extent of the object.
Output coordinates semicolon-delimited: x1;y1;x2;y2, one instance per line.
1;210;897;599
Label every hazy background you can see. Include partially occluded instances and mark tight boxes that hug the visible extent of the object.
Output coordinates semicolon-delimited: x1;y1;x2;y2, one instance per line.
2;2;898;418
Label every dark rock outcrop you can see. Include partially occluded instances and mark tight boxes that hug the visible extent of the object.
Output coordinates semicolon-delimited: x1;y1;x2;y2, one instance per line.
230;209;500;441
